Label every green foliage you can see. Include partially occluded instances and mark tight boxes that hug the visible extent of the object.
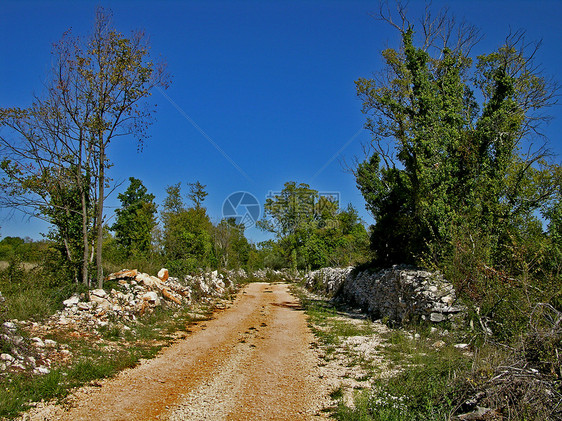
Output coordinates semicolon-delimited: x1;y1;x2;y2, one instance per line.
0;237;49;262
161;182;215;276
356;26;560;269
0;255;83;322
212;219;251;269
187;181;208;210
258;181;370;270
111;177;157;257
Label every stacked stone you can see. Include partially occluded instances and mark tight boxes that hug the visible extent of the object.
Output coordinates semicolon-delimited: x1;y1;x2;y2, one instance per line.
304;266;353;297
305;266;464;324
56;268;191;331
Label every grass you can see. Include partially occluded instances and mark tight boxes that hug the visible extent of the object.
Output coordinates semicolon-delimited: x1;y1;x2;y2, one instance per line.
0;288;221;419
294;288;378;346
297;282;562;420
293;284;475;421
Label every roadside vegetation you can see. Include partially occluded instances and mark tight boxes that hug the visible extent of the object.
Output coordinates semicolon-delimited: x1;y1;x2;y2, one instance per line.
292;3;562;419
0;2;561;420
0;288;216;419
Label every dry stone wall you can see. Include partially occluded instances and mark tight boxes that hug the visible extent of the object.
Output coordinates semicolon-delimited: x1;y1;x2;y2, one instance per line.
305;266;464;325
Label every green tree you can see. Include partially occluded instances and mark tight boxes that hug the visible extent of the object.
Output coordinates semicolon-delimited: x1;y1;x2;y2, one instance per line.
161;182;214;275
111;177;157;257
213;218;251;269
355;12;559;268
258;182;318;238
259;182;369;270
188;181;208;210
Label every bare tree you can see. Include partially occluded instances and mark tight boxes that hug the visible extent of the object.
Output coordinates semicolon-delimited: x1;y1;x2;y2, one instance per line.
0;7;170;287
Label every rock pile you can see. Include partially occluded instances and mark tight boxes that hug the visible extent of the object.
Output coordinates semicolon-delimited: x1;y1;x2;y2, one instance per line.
305;266;464;325
56;268;243;331
1;319;62;376
56;268;192;330
0;269;242;378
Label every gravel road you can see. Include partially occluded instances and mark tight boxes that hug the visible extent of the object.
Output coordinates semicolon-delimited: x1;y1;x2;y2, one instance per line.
24;282;331;420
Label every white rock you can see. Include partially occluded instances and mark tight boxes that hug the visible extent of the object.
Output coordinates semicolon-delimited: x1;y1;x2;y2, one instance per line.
77;302;92;311
35;366;50;374
63;295;80;307
90;289;107;298
441;295;454;305
90;294;112;310
44;339;57;348
142;291;160;306
2;321;17;332
136;273;162;288
1;353;14;362
430;312;446;322
31;337;45;347
454;343;469;349
158;268;169;281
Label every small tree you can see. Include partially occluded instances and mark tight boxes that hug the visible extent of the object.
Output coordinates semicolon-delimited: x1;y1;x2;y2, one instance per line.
188;181;208;210
161;182;214;275
111;177;157;257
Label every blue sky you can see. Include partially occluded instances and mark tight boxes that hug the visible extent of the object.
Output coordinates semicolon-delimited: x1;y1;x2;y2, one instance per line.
1;0;561;243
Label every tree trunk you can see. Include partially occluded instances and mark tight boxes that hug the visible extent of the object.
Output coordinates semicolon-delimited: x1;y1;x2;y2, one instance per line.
96;146;105;288
81;188;90;287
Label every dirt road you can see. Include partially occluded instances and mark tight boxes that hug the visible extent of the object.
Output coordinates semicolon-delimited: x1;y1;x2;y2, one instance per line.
29;283;330;420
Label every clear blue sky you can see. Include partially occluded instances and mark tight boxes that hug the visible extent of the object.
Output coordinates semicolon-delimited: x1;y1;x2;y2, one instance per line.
1;0;561;243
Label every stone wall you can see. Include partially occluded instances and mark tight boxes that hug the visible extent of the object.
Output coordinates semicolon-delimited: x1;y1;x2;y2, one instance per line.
305;266;464;325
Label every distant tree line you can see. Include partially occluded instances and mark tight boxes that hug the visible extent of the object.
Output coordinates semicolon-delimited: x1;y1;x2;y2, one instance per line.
103;178;369;277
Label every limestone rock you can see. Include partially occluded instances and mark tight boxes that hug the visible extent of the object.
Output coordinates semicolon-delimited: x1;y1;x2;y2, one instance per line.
158;268;169;282
89;293;112;311
31;337;45;347
430;313;446;322
105;269;138;281
305;266;465;325
142;291;160;306
2;321;17;332
90;289;107;298
44;339;57;348
136;273;162;289
1;353;14;362
63;295;80;307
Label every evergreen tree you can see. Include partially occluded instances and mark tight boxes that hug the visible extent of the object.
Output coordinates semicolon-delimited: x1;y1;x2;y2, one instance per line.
111;177;157;257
